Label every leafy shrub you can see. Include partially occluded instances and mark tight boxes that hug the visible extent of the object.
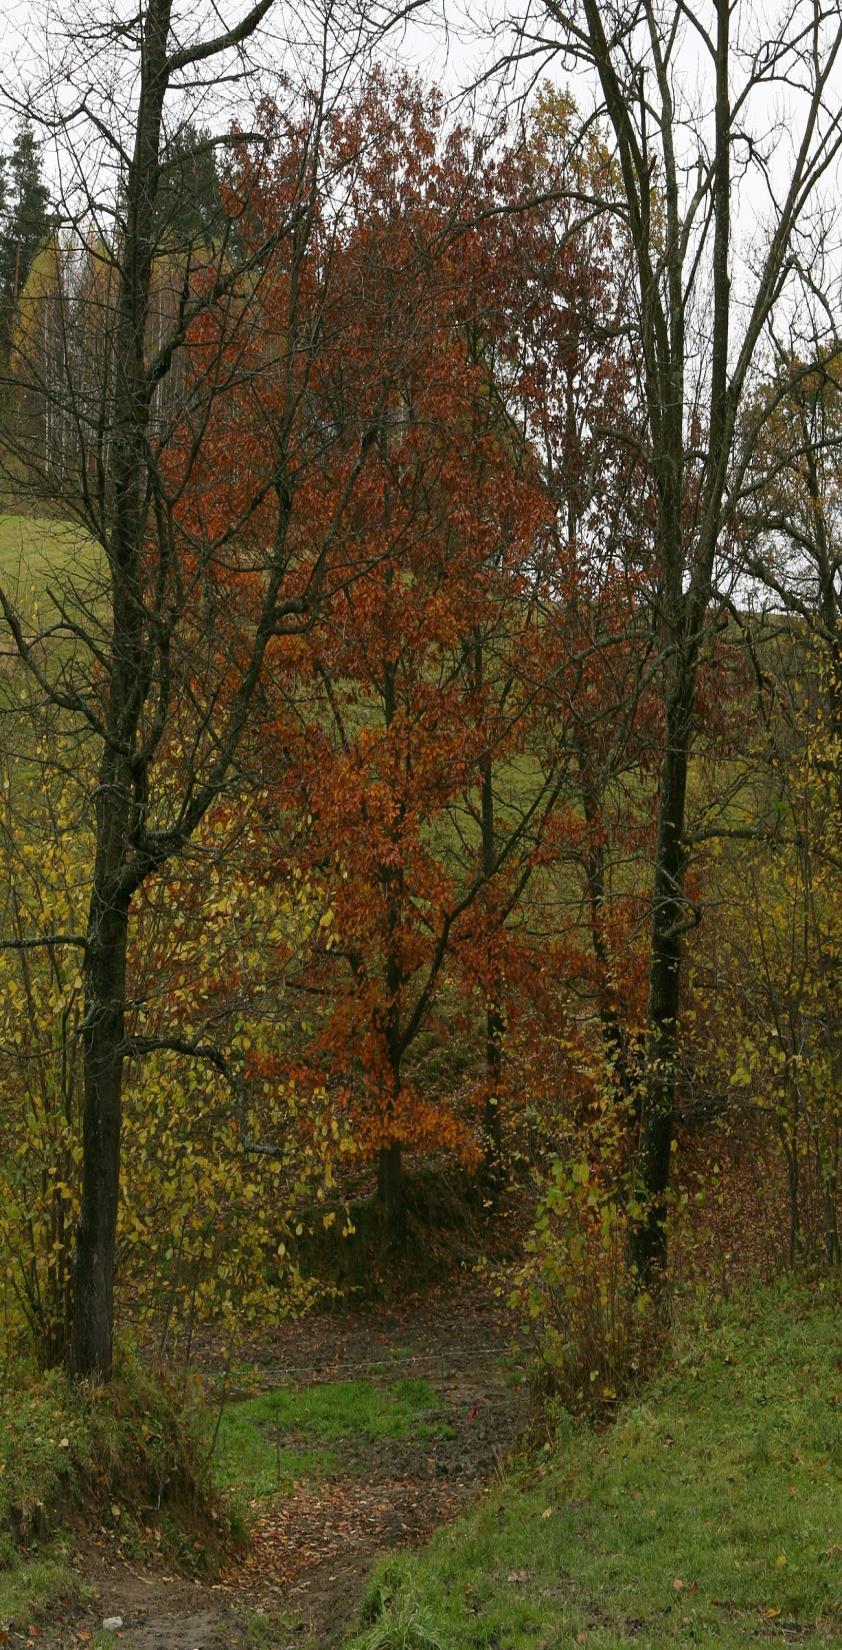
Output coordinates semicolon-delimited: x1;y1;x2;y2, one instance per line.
513;1160;657;1418
0;762;332;1368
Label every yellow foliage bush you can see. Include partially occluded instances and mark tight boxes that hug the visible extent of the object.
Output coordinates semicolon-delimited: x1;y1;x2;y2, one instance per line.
0;763;346;1366
513;1161;655;1419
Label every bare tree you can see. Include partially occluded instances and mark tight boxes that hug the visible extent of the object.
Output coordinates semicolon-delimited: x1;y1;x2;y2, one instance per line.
502;0;842;1281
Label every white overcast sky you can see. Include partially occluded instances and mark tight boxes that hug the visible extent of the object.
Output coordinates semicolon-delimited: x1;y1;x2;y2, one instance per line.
1;0;841;356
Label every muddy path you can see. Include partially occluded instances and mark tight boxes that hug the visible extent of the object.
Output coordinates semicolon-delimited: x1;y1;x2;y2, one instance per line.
56;1286;527;1650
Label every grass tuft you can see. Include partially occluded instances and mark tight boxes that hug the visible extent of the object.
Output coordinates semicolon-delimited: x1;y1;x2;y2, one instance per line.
358;1563;449;1650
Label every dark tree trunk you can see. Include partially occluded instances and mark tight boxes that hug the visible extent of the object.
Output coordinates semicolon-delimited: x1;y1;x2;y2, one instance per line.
477;654;503;1192
68;0;172;1379
71;895;129;1378
377;1134;406;1255
376;639;407;1255
377;962;408;1253
483;999;504;1180
629;680;692;1286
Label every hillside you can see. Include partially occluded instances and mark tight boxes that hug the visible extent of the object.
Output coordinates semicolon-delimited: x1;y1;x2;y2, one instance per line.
347;1279;842;1650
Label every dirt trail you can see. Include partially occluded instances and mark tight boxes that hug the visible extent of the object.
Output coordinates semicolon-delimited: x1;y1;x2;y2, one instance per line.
58;1286;526;1650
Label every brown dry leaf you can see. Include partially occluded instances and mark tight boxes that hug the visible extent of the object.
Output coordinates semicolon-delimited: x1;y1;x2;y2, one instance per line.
672;1578;684;1591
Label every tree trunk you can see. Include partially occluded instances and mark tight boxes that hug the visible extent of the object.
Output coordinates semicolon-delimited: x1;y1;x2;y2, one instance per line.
377;1135;406;1255
377;940;407;1252
375;630;408;1254
483;1000;504;1185
377;981;407;1254
479;739;503;1190
629;680;692;1286
68;0;172;1378
70;891;129;1378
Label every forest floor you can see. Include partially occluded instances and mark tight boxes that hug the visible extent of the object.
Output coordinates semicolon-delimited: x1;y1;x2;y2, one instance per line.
43;1283;527;1650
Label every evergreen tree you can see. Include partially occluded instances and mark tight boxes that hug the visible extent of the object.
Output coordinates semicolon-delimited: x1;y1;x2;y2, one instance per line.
154;123;222;250
0;120;52;335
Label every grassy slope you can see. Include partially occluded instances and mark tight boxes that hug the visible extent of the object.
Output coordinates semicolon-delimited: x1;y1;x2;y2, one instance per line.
0;1349;220;1631
0;514;96;600
348;1279;841;1650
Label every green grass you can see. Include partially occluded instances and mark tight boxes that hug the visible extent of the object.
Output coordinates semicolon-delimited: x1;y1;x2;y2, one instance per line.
347;1278;841;1649
212;1376;440;1501
0;513;98;609
211;1425;341;1500
0;1533;83;1629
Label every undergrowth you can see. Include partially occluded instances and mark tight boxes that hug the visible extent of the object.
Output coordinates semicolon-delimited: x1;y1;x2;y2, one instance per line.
511;1164;661;1420
0;1342;226;1631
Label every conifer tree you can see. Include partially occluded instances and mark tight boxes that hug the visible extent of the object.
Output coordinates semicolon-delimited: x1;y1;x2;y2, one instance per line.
0;119;52;344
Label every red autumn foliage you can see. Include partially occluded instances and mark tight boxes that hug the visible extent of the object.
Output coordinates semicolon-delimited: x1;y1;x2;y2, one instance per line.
169;73;659;1244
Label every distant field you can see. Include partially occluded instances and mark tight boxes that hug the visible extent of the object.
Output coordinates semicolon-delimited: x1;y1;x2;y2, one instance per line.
0;515;99;615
